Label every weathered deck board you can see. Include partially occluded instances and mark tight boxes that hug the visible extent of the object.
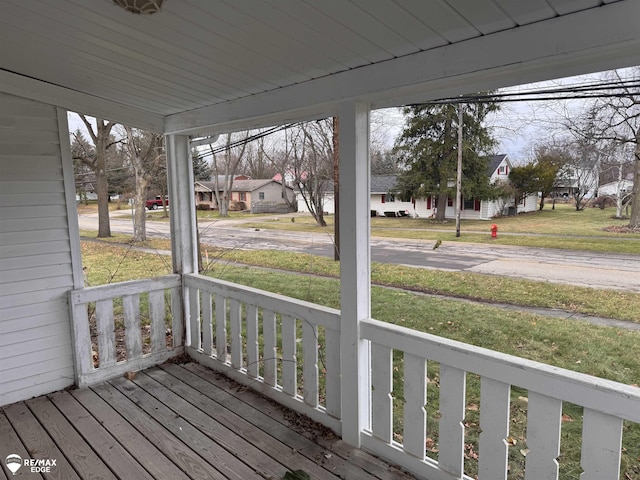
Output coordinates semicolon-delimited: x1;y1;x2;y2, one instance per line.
0;363;415;480
26;396;117;480
3;402;80;480
48;391;155;480
177;362;415;480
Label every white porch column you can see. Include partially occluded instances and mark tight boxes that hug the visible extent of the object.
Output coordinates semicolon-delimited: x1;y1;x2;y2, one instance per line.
339;102;371;447
166;134;198;274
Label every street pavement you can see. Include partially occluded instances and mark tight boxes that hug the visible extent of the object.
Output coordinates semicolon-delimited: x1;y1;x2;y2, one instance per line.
77;212;640;292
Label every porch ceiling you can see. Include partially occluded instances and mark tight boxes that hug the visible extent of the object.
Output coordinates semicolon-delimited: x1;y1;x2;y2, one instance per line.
0;0;638;133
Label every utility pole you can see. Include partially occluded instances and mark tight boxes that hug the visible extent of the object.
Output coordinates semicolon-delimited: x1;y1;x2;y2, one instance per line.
333;116;340;260
455;103;463;237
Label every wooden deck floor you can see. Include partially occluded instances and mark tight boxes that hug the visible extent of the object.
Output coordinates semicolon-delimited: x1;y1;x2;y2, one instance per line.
1;362;415;480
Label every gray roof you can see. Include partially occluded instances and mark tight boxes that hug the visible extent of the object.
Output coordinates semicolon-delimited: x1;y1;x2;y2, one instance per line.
370;175;399;194
485;154;509;176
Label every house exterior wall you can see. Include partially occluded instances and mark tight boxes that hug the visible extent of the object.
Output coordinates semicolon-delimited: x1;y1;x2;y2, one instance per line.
370;194;413;217
296;192;335;214
0;93;79;406
250;183;295;204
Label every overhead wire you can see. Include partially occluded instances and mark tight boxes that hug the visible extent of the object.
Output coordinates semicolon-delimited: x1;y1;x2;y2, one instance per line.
191;78;639;155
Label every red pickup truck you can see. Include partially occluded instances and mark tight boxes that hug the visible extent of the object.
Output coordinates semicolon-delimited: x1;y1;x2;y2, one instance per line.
146;196;168;210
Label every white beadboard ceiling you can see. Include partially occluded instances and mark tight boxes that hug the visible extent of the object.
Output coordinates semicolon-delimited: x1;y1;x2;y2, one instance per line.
0;0;638;133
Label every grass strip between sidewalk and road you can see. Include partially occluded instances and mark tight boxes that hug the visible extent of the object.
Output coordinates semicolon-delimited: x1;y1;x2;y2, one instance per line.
80;232;640;323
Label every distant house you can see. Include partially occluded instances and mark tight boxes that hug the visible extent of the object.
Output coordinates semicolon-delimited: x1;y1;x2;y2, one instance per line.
195;177;295;213
370;155;537;220
597;176;634;198
370;175;414;217
297;156;537;219
553;161;599;199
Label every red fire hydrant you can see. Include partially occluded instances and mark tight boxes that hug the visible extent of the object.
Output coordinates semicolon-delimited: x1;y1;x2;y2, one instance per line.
490;224;498;238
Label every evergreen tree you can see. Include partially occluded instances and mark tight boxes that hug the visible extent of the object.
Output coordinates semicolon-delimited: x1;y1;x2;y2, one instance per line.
192;150;212;181
394;99;499;220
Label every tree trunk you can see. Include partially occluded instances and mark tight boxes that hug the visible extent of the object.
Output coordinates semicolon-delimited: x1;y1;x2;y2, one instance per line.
629;141;640;227
133;188;147;242
96;158;111;237
435;192;448;221
539;196;545;211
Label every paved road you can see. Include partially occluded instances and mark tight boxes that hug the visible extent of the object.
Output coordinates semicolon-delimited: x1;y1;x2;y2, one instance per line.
78;213;640;292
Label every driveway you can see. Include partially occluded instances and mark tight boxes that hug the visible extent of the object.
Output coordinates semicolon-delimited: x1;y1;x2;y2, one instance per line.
77;213;640;292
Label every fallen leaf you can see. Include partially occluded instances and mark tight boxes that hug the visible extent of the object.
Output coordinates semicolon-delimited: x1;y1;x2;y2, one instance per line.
562;414;573;423
520;449;529;457
506;436;517;446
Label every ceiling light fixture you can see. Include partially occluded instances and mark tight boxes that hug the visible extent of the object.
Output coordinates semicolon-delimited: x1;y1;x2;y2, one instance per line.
113;0;164;15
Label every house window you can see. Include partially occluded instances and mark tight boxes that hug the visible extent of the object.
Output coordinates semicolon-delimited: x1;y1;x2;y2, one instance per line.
463;198;475;210
240;192;246;201
387;194;395;203
498;165;509;175
259;192;265;200
447;197;453;207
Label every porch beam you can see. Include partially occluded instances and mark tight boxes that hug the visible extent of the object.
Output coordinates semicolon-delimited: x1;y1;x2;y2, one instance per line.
166;134;198;275
165;0;639;135
339;101;371;447
0;70;164;133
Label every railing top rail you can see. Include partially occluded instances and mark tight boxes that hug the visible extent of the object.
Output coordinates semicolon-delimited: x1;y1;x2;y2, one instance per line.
362;317;640;422
184;273;341;330
70;274;181;304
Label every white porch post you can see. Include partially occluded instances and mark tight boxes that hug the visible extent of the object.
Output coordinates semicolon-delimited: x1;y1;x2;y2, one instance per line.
166;134;198;275
339;102;371;447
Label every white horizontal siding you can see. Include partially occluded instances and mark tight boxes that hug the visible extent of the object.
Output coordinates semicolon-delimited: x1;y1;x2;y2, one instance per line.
0;92;76;407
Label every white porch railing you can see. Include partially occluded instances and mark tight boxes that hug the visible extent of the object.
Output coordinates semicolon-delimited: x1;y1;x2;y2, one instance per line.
69;275;183;387
69;274;639;479
361;318;640;480
183;273;342;433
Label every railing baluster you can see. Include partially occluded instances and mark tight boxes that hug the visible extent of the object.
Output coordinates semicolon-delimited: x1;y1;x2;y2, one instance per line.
70;298;93;378
201;291;213;356
524;392;562;480
438;364;466;477
170;286;183;348
229;299;243;369
149;289;166;354
403;353;426;459
262;309;277;386
302;319;318;407
96;299;116;368
188;286;201;350
371;343;393;443
324;327;341;418
478;378;510;480
246;305;259;379
122;294;142;360
215;294;227;363
580;409;623;480
282;315;297;397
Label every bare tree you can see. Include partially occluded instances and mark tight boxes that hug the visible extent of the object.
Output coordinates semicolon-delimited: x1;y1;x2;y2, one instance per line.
562;69;640;225
294;120;334;227
73;116;117;237
211;131;249;216
123;127;164;241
